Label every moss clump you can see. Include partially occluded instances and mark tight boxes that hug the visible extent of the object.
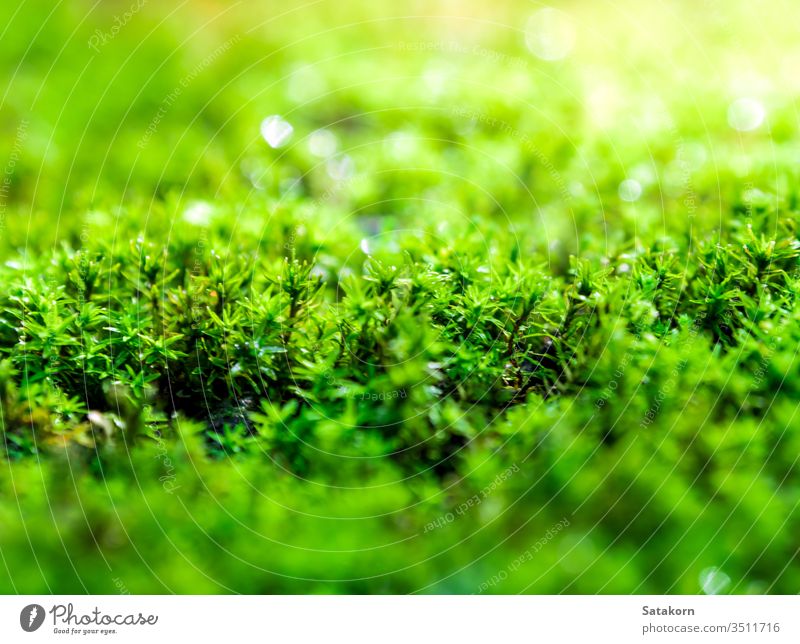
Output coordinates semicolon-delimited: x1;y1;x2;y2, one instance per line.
1;0;800;594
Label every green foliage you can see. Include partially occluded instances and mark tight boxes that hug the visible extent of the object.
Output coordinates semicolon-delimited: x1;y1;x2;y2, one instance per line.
1;0;800;594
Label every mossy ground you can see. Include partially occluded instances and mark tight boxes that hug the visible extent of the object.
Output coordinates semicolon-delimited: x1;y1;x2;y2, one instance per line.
1;0;800;593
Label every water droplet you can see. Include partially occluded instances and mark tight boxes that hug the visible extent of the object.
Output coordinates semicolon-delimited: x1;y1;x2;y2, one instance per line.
700;567;731;595
311;265;328;279
422;63;453;97
525;8;576;61
681;142;708;169
260;115;293;148
183;200;214;226
384;131;416;160
287;64;326;103
240;157;268;189
308;129;338;158
327;154;354;181
728;98;765;132
619;179;642;202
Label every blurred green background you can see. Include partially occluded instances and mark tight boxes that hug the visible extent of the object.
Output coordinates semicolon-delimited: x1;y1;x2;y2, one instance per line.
1;0;800;593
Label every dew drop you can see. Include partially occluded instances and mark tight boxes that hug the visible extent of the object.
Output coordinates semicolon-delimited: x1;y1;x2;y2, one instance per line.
183;200;214;226
727;98;765;132
260;115;293;148
619;179;642;202
308;128;338;158
700;567;731;595
525;8;576;61
327;154;354;181
287;64;325;103
384;131;415;159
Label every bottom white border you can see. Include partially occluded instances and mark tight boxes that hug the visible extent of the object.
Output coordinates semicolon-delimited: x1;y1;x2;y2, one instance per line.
1;595;797;643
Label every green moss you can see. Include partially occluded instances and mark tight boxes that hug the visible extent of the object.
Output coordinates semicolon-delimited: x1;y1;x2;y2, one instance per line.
1;0;799;593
